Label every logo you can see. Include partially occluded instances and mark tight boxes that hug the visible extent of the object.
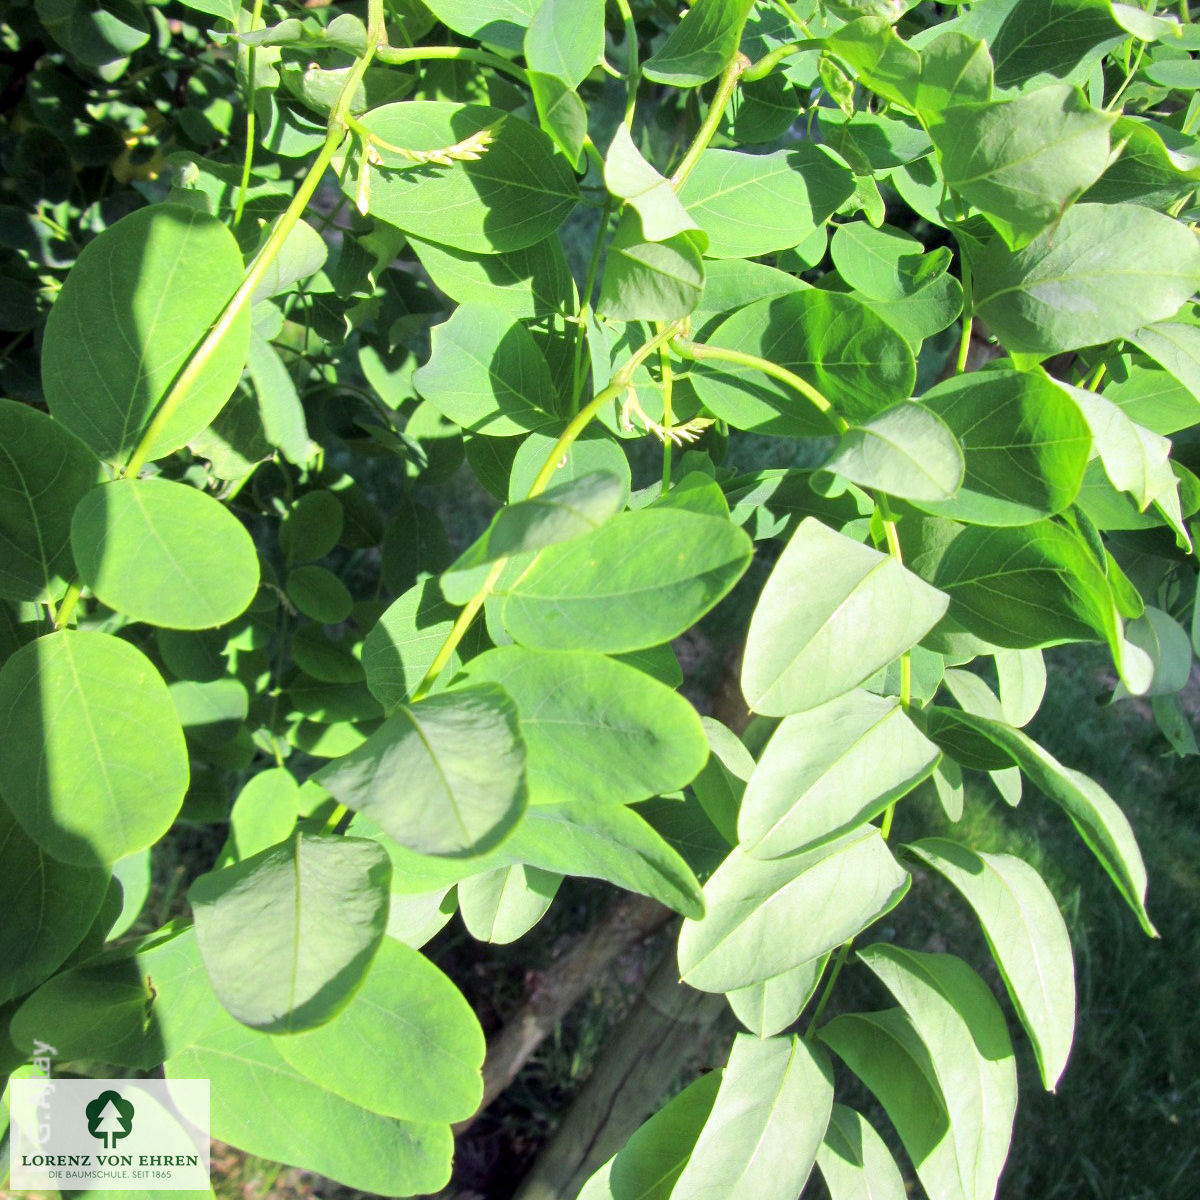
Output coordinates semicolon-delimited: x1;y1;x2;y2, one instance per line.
8;1077;210;1191
85;1090;135;1150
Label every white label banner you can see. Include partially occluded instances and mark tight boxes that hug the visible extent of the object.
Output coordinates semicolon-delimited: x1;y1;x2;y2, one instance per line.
8;1078;210;1191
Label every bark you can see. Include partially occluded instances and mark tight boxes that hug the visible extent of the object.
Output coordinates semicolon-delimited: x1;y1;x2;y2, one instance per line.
512;950;728;1200
457;891;674;1133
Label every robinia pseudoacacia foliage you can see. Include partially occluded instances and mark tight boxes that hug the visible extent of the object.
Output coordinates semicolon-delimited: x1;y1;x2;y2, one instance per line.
1;0;1198;1195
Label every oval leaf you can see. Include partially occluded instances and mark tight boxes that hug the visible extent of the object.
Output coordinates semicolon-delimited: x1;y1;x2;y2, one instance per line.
678;828;910;992
0;630;189;865
742;518;949;716
740;689;940;857
672;1033;834;1200
457;646;708;807
275;935;484;1121
353;102;579;253
42;203;250;465
907;837;1076;1090
0;399;100;603
188;831;392;1033
317;684;528;858
500;508;752;654
71;478;260;630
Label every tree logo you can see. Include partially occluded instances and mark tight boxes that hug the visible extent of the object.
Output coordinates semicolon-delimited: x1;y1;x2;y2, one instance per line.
85;1090;135;1149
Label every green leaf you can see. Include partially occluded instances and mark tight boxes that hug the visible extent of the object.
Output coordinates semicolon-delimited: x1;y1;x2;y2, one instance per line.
1064;383;1185;534
0;630;188;866
165;937;453;1197
914;33;993;122
577;1072;721;1200
354;792;704;917
821;402;965;503
597;212;705;322
913;368;1092;525
726;955;829;1038
281;491;343;564
413;302;557;436
42;204;250;465
317;684;527;857
819;1010;964;1200
921;708;1156;934
286;563;353;624
990;0;1122;88
642;0;755;87
458;863;561;943
36;0;150;67
742;518;949;716
1085;116;1200;208
829;223;963;347
249;217;327;302
508;428;632;502
353;103;579;252
973;203;1200;356
677;145;854;259
504;799;704;917
934;84;1114;247
363;578;460;710
0;803;110;1004
740;689;940;858
0;399;100;603
671;1034;834;1200
71;478;259;630
677;828;910;992
457;646;708;806
225;767;299;861
825;17;922;109
928;520;1121;655
691;717;754;846
275;935;484;1121
690;292;916;437
907;838;1075;1090
815;1104;908;1200
10;958;162;1070
500;508;752;653
996;648;1046;726
1114;606;1193;699
604;124;700;243
525;0;604;87
188;831;392;1032
441;471;627;603
856;946;1017;1200
409;235;574;319
419;0;539;51
529;72;588;167
1127;321;1200;428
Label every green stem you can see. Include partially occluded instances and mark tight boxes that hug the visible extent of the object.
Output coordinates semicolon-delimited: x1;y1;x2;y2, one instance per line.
375;43;529;82
742;38;821;83
122;0;387;480
677;339;848;432
804;943;851;1036
232;0;265;230
670;54;748;187
612;0;640;129
411;323;684;700
571;196;614;411
53;580;83;630
1106;41;1145;112
876;493;909;829
659;336;674;495
955;253;973;375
